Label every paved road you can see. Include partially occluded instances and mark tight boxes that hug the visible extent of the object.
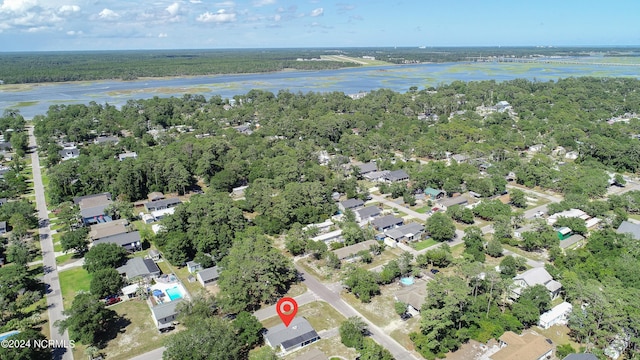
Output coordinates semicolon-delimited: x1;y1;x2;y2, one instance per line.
28;126;74;360
295;264;422;360
129;347;166;360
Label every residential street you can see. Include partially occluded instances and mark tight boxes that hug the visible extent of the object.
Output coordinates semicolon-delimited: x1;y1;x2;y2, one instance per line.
295;264;422;360
27;126;74;360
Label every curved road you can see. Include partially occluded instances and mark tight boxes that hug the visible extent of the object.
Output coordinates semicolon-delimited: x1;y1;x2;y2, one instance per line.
28;126;74;360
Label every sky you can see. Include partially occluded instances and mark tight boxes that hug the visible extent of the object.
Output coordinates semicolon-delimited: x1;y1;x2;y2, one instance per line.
0;0;639;51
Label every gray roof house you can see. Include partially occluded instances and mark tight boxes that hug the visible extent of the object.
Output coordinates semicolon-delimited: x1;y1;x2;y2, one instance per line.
513;267;562;300
0;221;6;234
385;222;425;242
197;266;220;286
90;219;129;240
394;280;428;315
92;231;141;251
383;169;409;182
264;317;320;353
357;162;378;175
148;192;165;202
332;240;379;261
76;193;113;225
355;206;381;223
151;299;183;330
117;257;160;280
562;354;598;360
94;135;119;145
118;152;138;161
438;196;468;210
338;198;364;212
371;215;404;231
59;147;80;161
144;198;182;212
616;220;640;240
363;170;390;181
186;261;202;274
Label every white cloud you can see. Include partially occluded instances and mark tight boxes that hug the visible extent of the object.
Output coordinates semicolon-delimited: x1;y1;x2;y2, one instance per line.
98;8;119;20
215;1;235;7
165;2;180;16
0;0;37;13
252;0;275;7
189;0;202;3
158;32;168;38
310;7;323;17
58;5;80;15
27;26;48;32
197;9;236;23
66;29;83;35
273;14;280;21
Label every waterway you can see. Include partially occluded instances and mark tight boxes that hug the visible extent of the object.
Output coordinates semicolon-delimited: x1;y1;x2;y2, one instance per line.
2;58;639;119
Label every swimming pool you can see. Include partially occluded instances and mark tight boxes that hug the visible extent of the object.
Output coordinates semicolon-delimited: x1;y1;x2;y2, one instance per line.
0;330;20;341
166;287;183;301
400;277;415;286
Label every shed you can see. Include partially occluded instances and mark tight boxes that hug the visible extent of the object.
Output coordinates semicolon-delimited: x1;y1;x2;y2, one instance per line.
197;266;220;286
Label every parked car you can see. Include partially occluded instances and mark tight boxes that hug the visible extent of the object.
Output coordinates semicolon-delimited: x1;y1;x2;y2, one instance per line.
105;296;121;306
430;269;440;275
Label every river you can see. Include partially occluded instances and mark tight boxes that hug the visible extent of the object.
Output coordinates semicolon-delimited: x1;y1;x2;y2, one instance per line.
2;58;639;119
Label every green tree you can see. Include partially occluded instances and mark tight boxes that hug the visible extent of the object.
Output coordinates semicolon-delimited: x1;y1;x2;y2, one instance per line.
416;244;453;268
163;317;243;360
5;240;33;266
233;311;263;349
90;268;124;298
326;251;341;269
485;238;504;258
56;201;80;232
83;243;128;273
56;292;117;345
395;301;407;316
426;212;456;242
343;267;380;303
463;226;486;262
359;338;394;360
60;228;89;255
509;189;527;208
0;329;52;360
339;316;368;349
218;230;297;313
556;344;576;359
499;255;526;277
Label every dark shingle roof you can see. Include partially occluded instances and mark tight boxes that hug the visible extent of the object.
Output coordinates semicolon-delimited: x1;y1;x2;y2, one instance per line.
93;231;141;248
339;198;364;210
371;215;403;229
264;317;319;351
616;220;640;240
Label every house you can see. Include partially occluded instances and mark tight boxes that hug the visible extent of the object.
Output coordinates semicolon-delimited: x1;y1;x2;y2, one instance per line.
438;196;468;210
264;317;320;353
383;169;409;183
546;208;588;226
355;206;381;223
538;302;572;329
232;185;248;197
117;257;161;281
337;198;364;212
151;207;176;221
424;187;445;200
506;172;517;182
528;144;545;153
58;146;80;160
332;240;378;261
394;280;428;316
560;234;585;250
234;124;253;135
385;222;425;242
513;268;562;300
371;215;404;231
363;170;390;181
147;192;165;202
565;151;579;160
144;198;182;212
89;219;129;240
303;220;334;233
197;266;220;286
556;227;572;240
311;229;343;244
562;354;598;360
451;154;469;163
74;193;113;225
0;141;11;151
491;331;554;360
141;213;155;224
121;283;140;299
151;299;183;330
616;220;640;240
118;152;137;161
92;231;141;252
0;221;6;234
94;135;119;145
186;261;202;274
357;162;378;175
149;249;161;261
0;198;6;206
495;101;511;112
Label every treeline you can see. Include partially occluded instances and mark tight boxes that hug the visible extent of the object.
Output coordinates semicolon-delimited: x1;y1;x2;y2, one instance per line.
0;49;360;84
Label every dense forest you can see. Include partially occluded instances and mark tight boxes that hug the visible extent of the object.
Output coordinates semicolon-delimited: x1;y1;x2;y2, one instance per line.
1;47;635;84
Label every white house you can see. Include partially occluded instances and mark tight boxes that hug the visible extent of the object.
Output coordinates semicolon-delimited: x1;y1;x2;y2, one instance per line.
538;302;572;329
513;267;562;300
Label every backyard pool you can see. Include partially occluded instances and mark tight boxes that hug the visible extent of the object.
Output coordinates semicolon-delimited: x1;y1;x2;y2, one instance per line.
166;286;183;301
0;330;20;341
400;277;415;286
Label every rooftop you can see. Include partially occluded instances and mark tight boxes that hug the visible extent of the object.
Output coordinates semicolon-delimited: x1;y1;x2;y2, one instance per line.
371;215;403;229
385;222;425;240
616;220;640;240
89;219;128;240
117;257;160;279
197;266;220;282
264;317;319;351
151;299;184;320
93;231;141;248
332;240;379;260
339;198;364;210
491;331;554;360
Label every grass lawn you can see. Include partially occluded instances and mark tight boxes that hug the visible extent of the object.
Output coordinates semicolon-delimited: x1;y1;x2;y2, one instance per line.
363;247;402;271
503;244;547;262
450;243;465;258
260;300;346;332
412;238;438;251
415;206;431;214
59;267;92;310
341;290;395;328
73;299;174;360
53;242;63;252
55;253;79;266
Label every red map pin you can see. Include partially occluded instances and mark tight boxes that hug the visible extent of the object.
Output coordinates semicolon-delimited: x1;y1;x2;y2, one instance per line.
276;297;298;327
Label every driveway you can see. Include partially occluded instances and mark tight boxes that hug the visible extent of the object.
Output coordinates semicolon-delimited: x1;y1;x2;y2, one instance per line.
28;126;74;360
